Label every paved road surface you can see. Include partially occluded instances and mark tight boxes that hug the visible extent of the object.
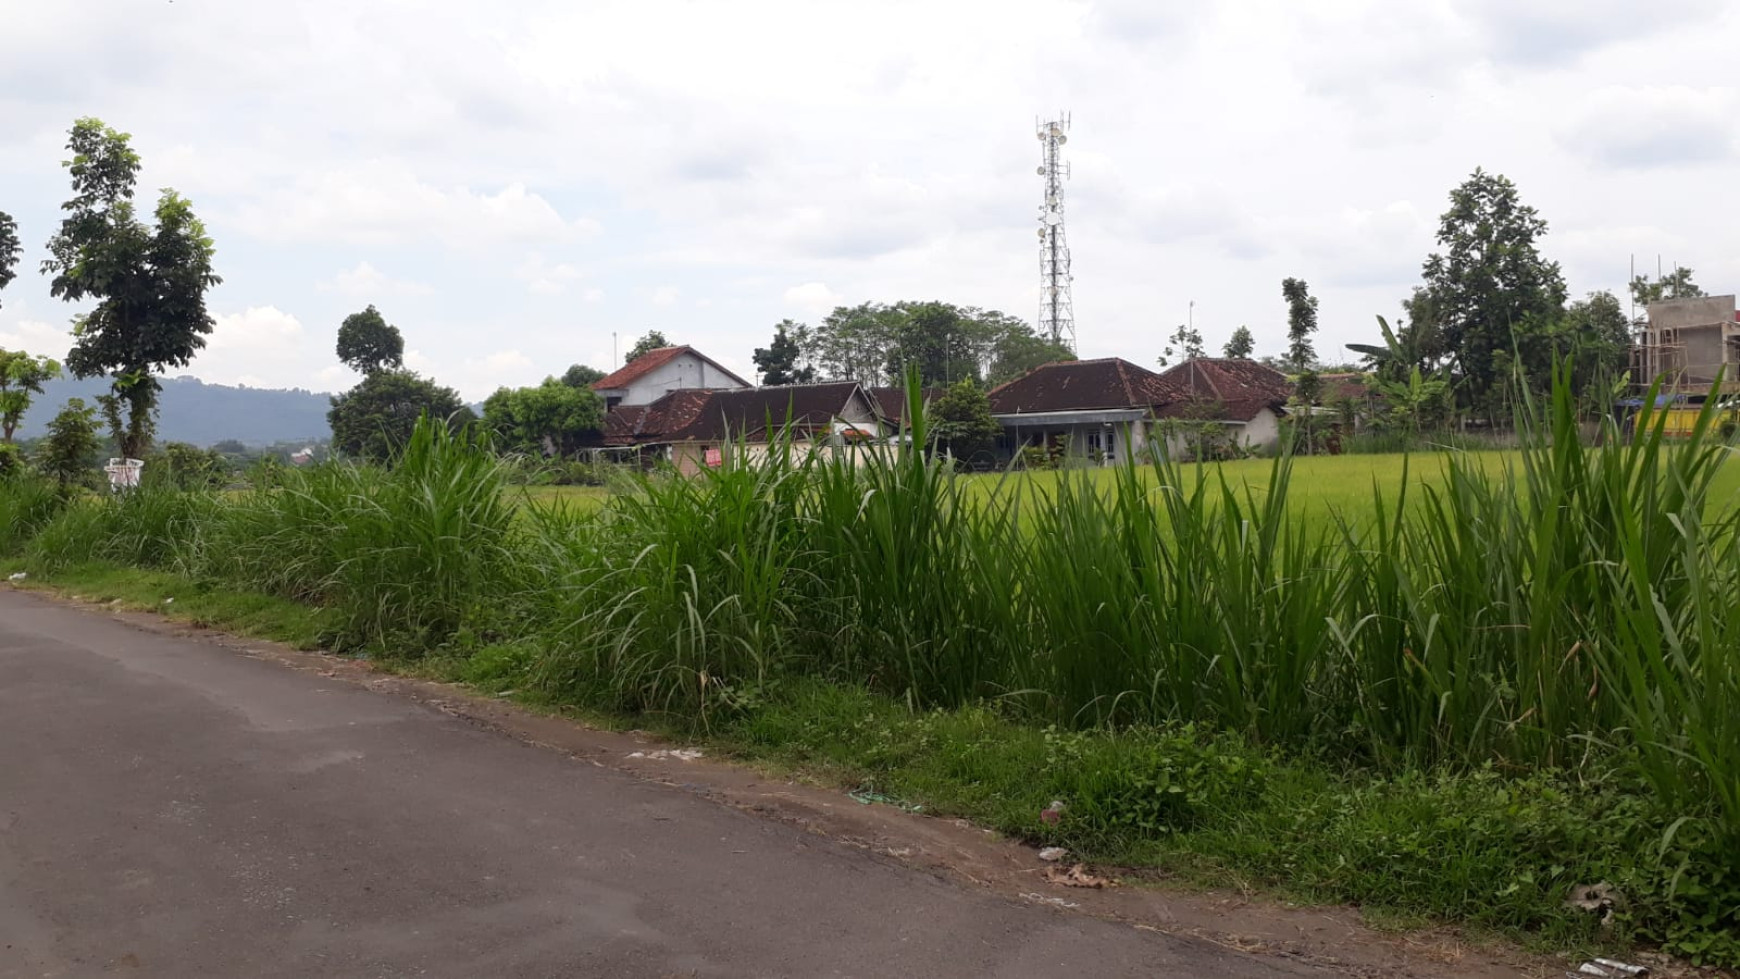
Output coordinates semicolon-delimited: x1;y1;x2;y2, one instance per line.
0;590;1329;978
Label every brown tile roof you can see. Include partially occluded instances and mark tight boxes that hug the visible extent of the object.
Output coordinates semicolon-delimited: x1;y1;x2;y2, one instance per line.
986;358;1170;414
1317;372;1376;403
1151;359;1292;422
868;386;946;424
602;382;875;445
589;345;750;393
599;388;715;446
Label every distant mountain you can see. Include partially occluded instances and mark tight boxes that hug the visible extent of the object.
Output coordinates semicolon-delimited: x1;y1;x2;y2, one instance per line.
16;375;333;448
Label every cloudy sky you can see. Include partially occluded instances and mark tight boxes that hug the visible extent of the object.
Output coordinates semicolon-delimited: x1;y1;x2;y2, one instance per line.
1;0;1736;399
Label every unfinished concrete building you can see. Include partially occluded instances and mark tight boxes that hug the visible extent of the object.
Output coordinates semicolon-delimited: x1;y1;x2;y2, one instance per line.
1633;295;1740;397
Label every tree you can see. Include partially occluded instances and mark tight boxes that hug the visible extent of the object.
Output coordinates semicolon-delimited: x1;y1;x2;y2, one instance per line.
926;379;1001;466
561;364;606;388
1158;322;1205;368
1557;290;1633;393
0;350;61;442
987;321;1073;385
41;119;221;460
157;441;229;490
752;320;815;385
0;210;19;307
481;377;605;456
1222;325;1255;359
1281;278;1319;371
40;398;101;488
328;371;467;463
1629;265;1704;309
335;305;405;376
1418;169;1566;413
625;330;671;364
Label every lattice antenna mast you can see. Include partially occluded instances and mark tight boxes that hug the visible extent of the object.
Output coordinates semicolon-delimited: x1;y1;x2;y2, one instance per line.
1036;114;1075;351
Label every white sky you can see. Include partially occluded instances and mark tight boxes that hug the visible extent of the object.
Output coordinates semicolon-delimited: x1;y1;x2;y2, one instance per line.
2;0;1736;399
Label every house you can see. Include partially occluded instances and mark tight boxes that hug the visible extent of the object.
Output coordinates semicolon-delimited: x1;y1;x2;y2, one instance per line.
1633;295;1740;397
1149;358;1292;454
985;357;1292;463
589;345;751;410
602;381;886;474
988;358;1170;464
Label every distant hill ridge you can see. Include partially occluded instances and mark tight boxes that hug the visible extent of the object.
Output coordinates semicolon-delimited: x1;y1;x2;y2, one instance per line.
16;375;334;448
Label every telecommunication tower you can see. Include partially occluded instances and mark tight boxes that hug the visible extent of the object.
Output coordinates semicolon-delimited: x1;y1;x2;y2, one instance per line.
1036;114;1074;351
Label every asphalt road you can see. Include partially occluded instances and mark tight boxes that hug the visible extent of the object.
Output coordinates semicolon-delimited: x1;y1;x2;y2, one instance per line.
0;589;1330;978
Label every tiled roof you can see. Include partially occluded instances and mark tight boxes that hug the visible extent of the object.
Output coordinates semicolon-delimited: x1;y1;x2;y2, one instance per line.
986;358;1170;414
868;386;946;424
1317;372;1376;404
1151;359;1292;422
601;382;873;445
589;346;750;393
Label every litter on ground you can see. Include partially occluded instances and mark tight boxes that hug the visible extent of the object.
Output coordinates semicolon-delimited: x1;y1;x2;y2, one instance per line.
626;748;705;762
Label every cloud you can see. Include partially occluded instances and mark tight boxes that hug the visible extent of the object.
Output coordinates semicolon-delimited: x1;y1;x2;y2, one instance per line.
783;282;843;315
1557;85;1739;169
236;162;602;248
320;261;434;298
582;287;605;303
1460;0;1726;66
650;286;680;307
514;253;583;295
0;318;72;359
189;306;336;392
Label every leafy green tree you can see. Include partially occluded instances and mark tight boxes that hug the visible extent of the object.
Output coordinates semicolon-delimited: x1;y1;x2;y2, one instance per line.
753;320;815;385
1222;325;1255;359
1158;322;1205;368
810;303;898;385
987;321;1073;385
0;210;19;307
1418;169;1566;414
211;438;248;456
926;379;1001;466
336;305;405;376
42;118;222;460
1282;278;1319;371
481;377;605;456
40;398;101;488
156;441;229;490
0;350;61;442
1557;290;1633;393
1374;367;1452;436
561;364;606;388
625;330;671;364
328;371;467;463
1629;265;1703;309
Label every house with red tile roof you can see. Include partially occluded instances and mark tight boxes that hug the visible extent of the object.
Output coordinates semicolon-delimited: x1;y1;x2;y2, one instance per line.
986;357;1292;462
589;346;750;410
600;381;886;474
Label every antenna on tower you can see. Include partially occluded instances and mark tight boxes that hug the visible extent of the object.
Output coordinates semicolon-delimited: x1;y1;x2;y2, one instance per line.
1036;113;1075;351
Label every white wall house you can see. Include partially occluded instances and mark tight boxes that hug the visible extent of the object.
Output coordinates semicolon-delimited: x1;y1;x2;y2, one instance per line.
590;345;751;410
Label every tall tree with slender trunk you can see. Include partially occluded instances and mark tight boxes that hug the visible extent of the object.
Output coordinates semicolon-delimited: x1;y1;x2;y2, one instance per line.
41;118;221;459
1281;278;1319;372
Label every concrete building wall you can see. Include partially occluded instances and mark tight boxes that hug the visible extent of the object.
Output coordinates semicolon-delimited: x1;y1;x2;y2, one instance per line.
1647;295;1735;331
618;353;748;407
1241;409;1282;451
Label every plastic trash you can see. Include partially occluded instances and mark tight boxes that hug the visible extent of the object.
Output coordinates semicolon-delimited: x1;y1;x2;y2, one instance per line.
1040;800;1066;825
624;748;704;762
103;457;144;492
6;572;25;582
1569;961;1649;978
1038;847;1069;862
